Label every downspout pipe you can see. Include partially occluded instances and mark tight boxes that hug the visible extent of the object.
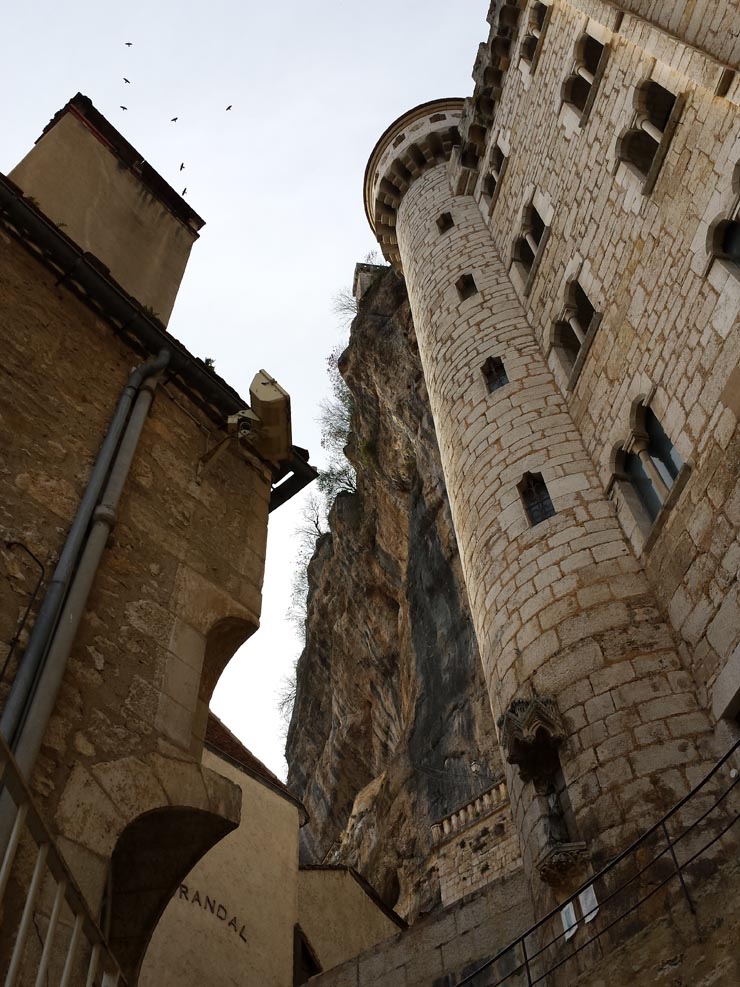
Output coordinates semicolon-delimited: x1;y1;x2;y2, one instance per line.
10;349;171;786
0;351;171;750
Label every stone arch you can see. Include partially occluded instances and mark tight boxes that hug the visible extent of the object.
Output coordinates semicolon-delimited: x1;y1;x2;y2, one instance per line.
107;804;238;983
52;750;241;982
200;614;257;710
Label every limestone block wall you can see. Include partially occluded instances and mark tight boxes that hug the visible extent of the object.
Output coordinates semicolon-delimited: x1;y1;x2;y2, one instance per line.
476;0;740;724
394;156;714;891
306;868;533;987
0;229;272;969
432;786;522;907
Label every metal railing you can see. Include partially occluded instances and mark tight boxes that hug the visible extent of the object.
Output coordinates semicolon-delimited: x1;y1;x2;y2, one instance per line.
0;734;125;987
455;737;740;987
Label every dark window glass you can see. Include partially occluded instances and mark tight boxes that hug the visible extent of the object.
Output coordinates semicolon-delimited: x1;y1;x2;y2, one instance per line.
483;356;509;393
721;220;740;263
520;473;556;525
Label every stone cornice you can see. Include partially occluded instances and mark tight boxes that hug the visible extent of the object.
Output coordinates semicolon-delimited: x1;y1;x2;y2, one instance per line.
363;98;464;268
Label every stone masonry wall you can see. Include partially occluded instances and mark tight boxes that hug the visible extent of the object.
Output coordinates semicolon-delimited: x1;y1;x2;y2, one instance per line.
433;797;522;908
307;868;534;987
478;0;740;721
0;229;271;952
394;156;716;905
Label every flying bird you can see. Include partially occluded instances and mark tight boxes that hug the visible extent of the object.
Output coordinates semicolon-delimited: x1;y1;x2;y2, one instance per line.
226;105;232;111
123;77;131;84
120;106;128;111
171;117;178;122
125;42;133;47
181;188;187;196
180;162;185;171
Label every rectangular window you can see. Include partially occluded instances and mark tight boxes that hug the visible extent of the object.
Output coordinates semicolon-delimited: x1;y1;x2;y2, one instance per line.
483;356;509;393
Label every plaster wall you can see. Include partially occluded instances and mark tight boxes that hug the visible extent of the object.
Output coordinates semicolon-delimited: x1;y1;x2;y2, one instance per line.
140;750;300;987
9;110;197;323
297;868;402;972
307;868;533;987
478;0;740;732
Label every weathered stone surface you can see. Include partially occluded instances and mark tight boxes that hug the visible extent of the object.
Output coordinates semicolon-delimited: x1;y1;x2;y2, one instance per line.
286;267;502;920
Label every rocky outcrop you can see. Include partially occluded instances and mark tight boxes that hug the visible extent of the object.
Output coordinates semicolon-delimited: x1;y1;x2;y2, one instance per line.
286;267;502;920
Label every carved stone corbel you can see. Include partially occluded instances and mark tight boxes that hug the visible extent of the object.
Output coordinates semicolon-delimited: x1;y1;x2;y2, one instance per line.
536;841;590;885
497;696;567;789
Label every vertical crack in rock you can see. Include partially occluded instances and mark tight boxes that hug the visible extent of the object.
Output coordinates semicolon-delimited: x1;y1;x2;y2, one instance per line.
286;267;501;920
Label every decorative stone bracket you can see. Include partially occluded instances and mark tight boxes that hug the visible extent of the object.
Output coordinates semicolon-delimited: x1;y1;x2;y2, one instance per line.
536;841;590;886
497;696;567;789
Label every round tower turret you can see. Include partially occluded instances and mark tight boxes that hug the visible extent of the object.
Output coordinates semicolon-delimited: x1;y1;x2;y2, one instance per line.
364;96;713;909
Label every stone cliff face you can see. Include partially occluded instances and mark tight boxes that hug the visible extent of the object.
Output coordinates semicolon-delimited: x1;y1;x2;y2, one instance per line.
286;267;502;920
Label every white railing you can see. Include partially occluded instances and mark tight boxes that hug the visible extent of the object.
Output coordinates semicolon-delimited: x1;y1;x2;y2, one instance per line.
431;779;509;843
0;733;125;987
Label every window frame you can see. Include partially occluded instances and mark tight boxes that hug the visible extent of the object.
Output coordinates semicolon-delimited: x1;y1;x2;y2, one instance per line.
616;81;685;195
560;34;610;127
481;142;509;216
607;401;691;554
511;202;550;296
519;1;553;76
549;279;603;390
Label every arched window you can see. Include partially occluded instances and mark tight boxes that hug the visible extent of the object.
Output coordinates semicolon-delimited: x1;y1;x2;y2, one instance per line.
617;79;684;193
519;472;556;526
611;402;688;541
512;202;549;294
551;279;601;387
561;33;608;123
520;1;550;73
708;164;740;277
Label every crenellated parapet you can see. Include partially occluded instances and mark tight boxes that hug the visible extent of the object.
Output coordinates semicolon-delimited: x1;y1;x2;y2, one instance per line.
449;1;527;196
364;99;463;268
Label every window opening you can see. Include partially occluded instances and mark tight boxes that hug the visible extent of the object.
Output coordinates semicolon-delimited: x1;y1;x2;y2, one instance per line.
519;472;556;525
456;273;478;301
562;34;607;120
612;403;686;534
483;356;509;392
513;202;549;292
618;79;682;192
520;2;549;69
708;163;740;277
552;280;599;381
482;145;507;210
437;211;454;234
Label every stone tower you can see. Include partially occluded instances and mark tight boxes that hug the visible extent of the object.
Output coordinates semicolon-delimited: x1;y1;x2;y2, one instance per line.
363;0;739;909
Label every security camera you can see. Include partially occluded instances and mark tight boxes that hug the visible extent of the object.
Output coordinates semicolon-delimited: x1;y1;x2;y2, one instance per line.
227;409;260;438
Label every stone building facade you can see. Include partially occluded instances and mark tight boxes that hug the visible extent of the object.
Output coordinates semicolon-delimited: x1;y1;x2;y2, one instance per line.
0;94;317;984
336;0;740;981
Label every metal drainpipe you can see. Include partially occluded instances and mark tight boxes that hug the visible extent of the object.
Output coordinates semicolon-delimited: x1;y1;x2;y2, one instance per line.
0;351;171;749
10;349;170;785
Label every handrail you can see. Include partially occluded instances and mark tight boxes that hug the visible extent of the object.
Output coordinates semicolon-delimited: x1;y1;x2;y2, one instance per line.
454;736;740;986
0;733;125;986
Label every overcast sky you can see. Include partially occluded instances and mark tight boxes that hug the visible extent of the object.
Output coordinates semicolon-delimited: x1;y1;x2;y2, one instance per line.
2;0;486;777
